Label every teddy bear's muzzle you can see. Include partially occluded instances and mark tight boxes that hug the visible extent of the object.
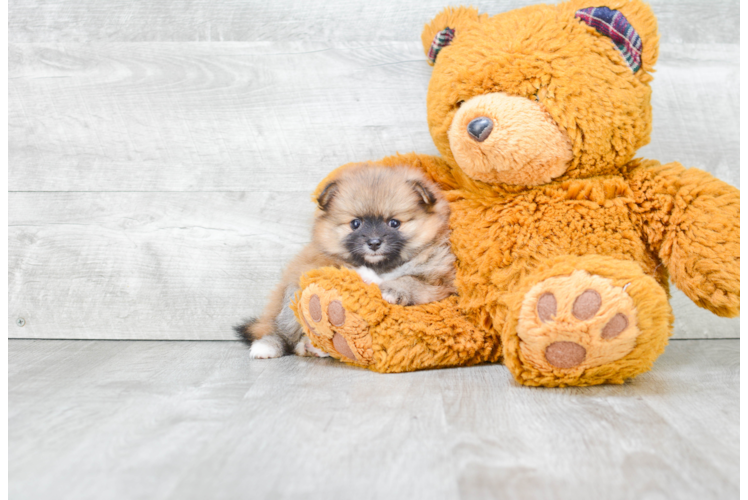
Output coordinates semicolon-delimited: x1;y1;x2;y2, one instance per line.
448;92;574;186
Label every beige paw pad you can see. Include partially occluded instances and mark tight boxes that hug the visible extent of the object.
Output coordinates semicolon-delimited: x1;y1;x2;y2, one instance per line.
517;270;640;372
298;284;373;365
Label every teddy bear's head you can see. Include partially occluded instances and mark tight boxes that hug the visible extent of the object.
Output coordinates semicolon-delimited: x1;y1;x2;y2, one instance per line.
421;0;659;186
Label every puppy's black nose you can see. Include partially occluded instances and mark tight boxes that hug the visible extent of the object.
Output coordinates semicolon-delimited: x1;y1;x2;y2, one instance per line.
467;117;493;142
367;238;382;251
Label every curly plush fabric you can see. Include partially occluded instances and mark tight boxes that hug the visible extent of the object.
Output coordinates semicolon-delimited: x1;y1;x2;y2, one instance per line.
293;0;739;387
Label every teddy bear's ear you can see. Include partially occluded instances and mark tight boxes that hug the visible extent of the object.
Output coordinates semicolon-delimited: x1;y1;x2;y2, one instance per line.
421;7;484;66
572;0;659;73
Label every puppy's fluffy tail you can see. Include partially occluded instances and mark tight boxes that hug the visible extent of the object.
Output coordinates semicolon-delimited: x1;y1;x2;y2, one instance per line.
233;318;259;347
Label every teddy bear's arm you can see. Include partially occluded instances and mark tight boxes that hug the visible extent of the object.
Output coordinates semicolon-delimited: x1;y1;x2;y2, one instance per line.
629;161;739;317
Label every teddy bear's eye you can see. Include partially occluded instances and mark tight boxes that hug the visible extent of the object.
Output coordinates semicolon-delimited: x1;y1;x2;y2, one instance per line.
456;100;465;108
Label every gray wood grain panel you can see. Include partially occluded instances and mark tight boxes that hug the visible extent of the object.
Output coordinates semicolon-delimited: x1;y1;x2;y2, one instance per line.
639;44;739;186
9;42;436;192
9;191;739;340
9;339;739;500
9;192;314;340
9;42;739;192
669;288;739;339
9;0;740;44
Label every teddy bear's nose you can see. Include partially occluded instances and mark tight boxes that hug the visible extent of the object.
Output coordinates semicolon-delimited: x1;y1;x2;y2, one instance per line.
467;117;494;142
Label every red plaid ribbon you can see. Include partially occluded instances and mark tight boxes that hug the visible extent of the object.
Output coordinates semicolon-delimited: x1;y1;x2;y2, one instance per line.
427;28;455;65
575;7;643;72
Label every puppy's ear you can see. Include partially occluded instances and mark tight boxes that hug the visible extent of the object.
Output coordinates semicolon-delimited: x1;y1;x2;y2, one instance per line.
316;181;339;211
409;180;437;207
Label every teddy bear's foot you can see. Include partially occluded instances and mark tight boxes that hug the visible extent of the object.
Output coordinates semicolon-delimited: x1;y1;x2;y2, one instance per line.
518;270;640;371
297;283;374;366
505;256;673;387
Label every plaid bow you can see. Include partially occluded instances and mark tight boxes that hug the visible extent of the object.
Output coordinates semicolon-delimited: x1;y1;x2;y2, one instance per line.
427;28;455;65
575;7;643;72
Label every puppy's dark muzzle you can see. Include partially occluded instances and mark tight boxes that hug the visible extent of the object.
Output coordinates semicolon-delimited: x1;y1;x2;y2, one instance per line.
366;238;382;251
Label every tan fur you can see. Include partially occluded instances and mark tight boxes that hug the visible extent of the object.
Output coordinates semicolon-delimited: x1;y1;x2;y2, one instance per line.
448;93;574;186
240;163;456;355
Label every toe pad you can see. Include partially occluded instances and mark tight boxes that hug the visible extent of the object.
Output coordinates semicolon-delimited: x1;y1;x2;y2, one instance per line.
297;284;374;365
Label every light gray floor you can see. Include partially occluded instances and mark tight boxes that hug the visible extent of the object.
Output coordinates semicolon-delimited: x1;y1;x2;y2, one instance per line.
9;339;738;500
740;417;748;498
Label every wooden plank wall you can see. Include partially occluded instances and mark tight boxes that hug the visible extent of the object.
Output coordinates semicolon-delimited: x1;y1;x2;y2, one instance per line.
9;0;739;340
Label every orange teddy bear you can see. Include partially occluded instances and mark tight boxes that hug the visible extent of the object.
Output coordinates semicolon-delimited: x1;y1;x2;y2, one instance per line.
291;0;740;387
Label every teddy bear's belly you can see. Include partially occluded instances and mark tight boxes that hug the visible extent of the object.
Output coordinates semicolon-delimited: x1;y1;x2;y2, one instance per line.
448;192;662;309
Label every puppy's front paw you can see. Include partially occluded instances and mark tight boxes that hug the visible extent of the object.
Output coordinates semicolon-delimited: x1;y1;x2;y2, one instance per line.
380;285;412;306
355;266;382;286
293;335;331;358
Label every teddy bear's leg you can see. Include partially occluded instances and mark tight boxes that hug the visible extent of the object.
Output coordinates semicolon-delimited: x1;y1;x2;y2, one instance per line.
291;267;496;373
503;256;673;387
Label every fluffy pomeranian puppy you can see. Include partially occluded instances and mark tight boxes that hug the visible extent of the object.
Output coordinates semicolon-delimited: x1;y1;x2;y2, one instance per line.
235;163;456;359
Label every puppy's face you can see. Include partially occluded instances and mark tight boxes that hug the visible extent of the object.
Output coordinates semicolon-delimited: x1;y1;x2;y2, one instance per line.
342;215;405;270
313;165;450;273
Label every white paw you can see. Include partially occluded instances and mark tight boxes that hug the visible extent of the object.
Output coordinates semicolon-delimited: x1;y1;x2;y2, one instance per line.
381;287;411;305
356;266;383;285
249;338;283;359
381;290;400;304
293;336;330;358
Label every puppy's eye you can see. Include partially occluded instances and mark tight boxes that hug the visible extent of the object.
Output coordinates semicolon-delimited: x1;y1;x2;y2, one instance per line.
388;219;401;229
456;100;465;108
350;219;361;230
